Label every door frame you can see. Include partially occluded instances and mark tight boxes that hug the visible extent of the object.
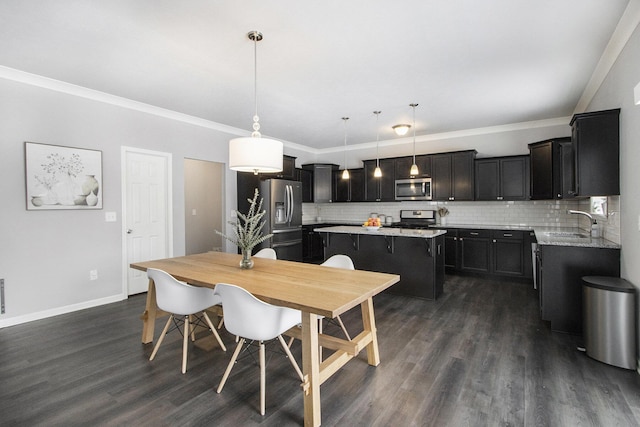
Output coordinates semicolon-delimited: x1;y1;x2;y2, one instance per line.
121;146;174;297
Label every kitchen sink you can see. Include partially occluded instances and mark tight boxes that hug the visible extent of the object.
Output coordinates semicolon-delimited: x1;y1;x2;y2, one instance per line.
542;231;590;238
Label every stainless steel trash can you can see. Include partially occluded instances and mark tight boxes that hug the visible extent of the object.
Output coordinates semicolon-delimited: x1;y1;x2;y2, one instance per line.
582;276;636;370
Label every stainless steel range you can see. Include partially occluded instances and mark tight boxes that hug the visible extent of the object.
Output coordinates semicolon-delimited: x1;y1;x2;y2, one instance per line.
388;209;437;229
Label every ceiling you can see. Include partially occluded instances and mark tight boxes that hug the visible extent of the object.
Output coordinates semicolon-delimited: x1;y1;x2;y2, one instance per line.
0;1;633;152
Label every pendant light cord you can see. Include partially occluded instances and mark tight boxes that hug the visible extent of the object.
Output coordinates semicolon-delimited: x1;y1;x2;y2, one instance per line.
411;104;417;164
250;31;262;138
374;111;381;167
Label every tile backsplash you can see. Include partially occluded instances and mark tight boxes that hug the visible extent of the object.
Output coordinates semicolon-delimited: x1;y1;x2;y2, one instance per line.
303;196;621;244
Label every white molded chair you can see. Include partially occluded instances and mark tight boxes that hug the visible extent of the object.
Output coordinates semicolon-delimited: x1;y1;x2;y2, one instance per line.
216;247;278;331
254;248;277;259
319;255;354;340
214;283;303;416
147;268;227;374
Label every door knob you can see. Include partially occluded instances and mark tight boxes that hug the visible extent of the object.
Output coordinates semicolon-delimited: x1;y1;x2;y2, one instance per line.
126;229;133;234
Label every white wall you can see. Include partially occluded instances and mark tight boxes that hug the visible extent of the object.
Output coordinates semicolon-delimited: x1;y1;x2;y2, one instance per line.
0;78;238;326
585;22;640;287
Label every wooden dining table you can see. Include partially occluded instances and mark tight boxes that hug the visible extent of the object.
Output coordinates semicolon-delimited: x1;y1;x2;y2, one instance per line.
130;251;400;427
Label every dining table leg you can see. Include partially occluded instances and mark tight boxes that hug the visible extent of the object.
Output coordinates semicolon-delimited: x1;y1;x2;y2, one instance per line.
301;310;321;427
361;297;380;366
141;278;157;344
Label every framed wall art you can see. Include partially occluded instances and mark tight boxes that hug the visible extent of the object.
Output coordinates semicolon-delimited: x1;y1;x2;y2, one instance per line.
25;141;103;210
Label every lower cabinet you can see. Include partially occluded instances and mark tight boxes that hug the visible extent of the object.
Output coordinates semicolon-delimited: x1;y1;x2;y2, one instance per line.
302;225;326;263
321;232;445;300
445;228;533;279
538;245;620;334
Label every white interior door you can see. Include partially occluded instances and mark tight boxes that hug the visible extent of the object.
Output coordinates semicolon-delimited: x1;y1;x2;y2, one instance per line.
122;147;173;296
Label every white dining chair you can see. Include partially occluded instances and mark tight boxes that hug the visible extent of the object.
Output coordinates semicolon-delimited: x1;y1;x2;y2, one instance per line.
214;283;303;416
147;268;227;374
216;247;278;331
318;254;354;340
254;247;277;259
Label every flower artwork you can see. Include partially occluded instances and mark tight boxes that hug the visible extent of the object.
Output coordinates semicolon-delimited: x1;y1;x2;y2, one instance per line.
25;142;103;210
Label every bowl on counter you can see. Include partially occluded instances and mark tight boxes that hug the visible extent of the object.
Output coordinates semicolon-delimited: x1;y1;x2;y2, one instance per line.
364;226;381;231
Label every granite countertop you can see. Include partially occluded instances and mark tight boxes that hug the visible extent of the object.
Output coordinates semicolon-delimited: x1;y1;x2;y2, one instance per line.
532;227;620;249
314;225;446;239
310;222;620;249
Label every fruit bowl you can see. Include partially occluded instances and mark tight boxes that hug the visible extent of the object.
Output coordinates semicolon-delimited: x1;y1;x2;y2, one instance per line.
364;225;381;231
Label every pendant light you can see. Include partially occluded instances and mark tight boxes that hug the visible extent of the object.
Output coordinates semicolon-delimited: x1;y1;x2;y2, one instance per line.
373;111;382;178
229;31;283;175
409;103;419;176
341;117;350;180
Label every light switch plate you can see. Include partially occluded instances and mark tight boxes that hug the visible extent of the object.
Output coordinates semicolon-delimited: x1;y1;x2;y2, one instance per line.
105;212;117;222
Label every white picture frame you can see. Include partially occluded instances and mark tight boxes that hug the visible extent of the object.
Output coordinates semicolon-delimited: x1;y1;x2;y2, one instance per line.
25;141;103;210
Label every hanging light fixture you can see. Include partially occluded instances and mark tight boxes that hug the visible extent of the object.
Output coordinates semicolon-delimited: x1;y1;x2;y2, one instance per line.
229;31;283;175
341;117;350;180
409;103;419;176
392;124;411;136
373;111;382;178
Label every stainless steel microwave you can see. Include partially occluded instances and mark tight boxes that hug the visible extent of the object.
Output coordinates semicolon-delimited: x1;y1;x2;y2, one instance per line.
395;178;432;201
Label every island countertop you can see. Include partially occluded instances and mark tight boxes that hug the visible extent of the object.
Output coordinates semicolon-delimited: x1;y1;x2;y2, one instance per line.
315;225;447;239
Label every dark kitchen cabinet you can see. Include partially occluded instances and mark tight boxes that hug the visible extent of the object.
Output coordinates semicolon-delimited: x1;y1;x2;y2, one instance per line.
445;227;533;280
491;230;525;276
475;155;530;201
570;109;620;197
322;232;445;300
459;229;491;273
302;224;326;263
301;164;338;203
528;137;574;199
538;244;620;333
395;155;432;179
364;158;395;201
298;168;313;202
261;155;297;180
443;228;459;270
334;168;365;202
432;150;476;201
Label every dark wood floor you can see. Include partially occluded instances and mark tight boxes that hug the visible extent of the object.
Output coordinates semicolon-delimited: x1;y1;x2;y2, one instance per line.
2;274;640;426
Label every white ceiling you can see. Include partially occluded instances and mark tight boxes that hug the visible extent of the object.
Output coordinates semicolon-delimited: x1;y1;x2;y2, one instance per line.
0;1;634;151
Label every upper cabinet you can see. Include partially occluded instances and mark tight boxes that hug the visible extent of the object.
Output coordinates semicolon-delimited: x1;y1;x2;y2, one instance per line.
261;155;297;180
301;164;338;203
570;109;620;197
364;158;395;201
334;168;365;202
528;137;574;200
432;150;476;201
475;155;530;201
395;155;432;180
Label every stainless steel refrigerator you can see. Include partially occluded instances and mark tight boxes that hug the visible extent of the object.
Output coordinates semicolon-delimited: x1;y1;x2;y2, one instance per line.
257;179;302;261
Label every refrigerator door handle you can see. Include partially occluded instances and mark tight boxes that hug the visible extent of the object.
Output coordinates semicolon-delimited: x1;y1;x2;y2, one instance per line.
286;184;293;224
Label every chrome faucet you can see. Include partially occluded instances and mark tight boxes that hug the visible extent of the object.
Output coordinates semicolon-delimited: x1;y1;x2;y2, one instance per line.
567;210;595;224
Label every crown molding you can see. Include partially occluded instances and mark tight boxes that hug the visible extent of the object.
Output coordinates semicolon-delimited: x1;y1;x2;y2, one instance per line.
574;0;640;113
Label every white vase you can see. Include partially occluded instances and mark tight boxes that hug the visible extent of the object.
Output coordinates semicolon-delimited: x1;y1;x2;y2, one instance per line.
440;217;447;226
86;191;98;207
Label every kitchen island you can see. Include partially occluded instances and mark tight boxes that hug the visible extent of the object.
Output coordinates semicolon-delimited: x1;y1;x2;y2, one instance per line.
316;226;446;299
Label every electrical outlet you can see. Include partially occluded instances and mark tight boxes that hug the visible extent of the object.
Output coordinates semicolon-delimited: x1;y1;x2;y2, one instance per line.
89;270;98;281
105;212;117;222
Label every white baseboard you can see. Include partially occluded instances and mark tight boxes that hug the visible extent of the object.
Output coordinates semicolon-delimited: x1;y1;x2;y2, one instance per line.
0;293;127;328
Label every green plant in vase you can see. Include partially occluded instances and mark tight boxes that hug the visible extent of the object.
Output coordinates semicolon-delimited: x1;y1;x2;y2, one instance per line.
216;188;273;269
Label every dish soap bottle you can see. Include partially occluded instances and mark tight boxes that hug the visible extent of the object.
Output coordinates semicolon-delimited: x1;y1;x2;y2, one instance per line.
591;220;601;238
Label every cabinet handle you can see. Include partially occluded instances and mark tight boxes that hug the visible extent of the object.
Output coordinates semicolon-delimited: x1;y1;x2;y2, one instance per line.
493;239;497;243
470;232;479;236
503;233;512;237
